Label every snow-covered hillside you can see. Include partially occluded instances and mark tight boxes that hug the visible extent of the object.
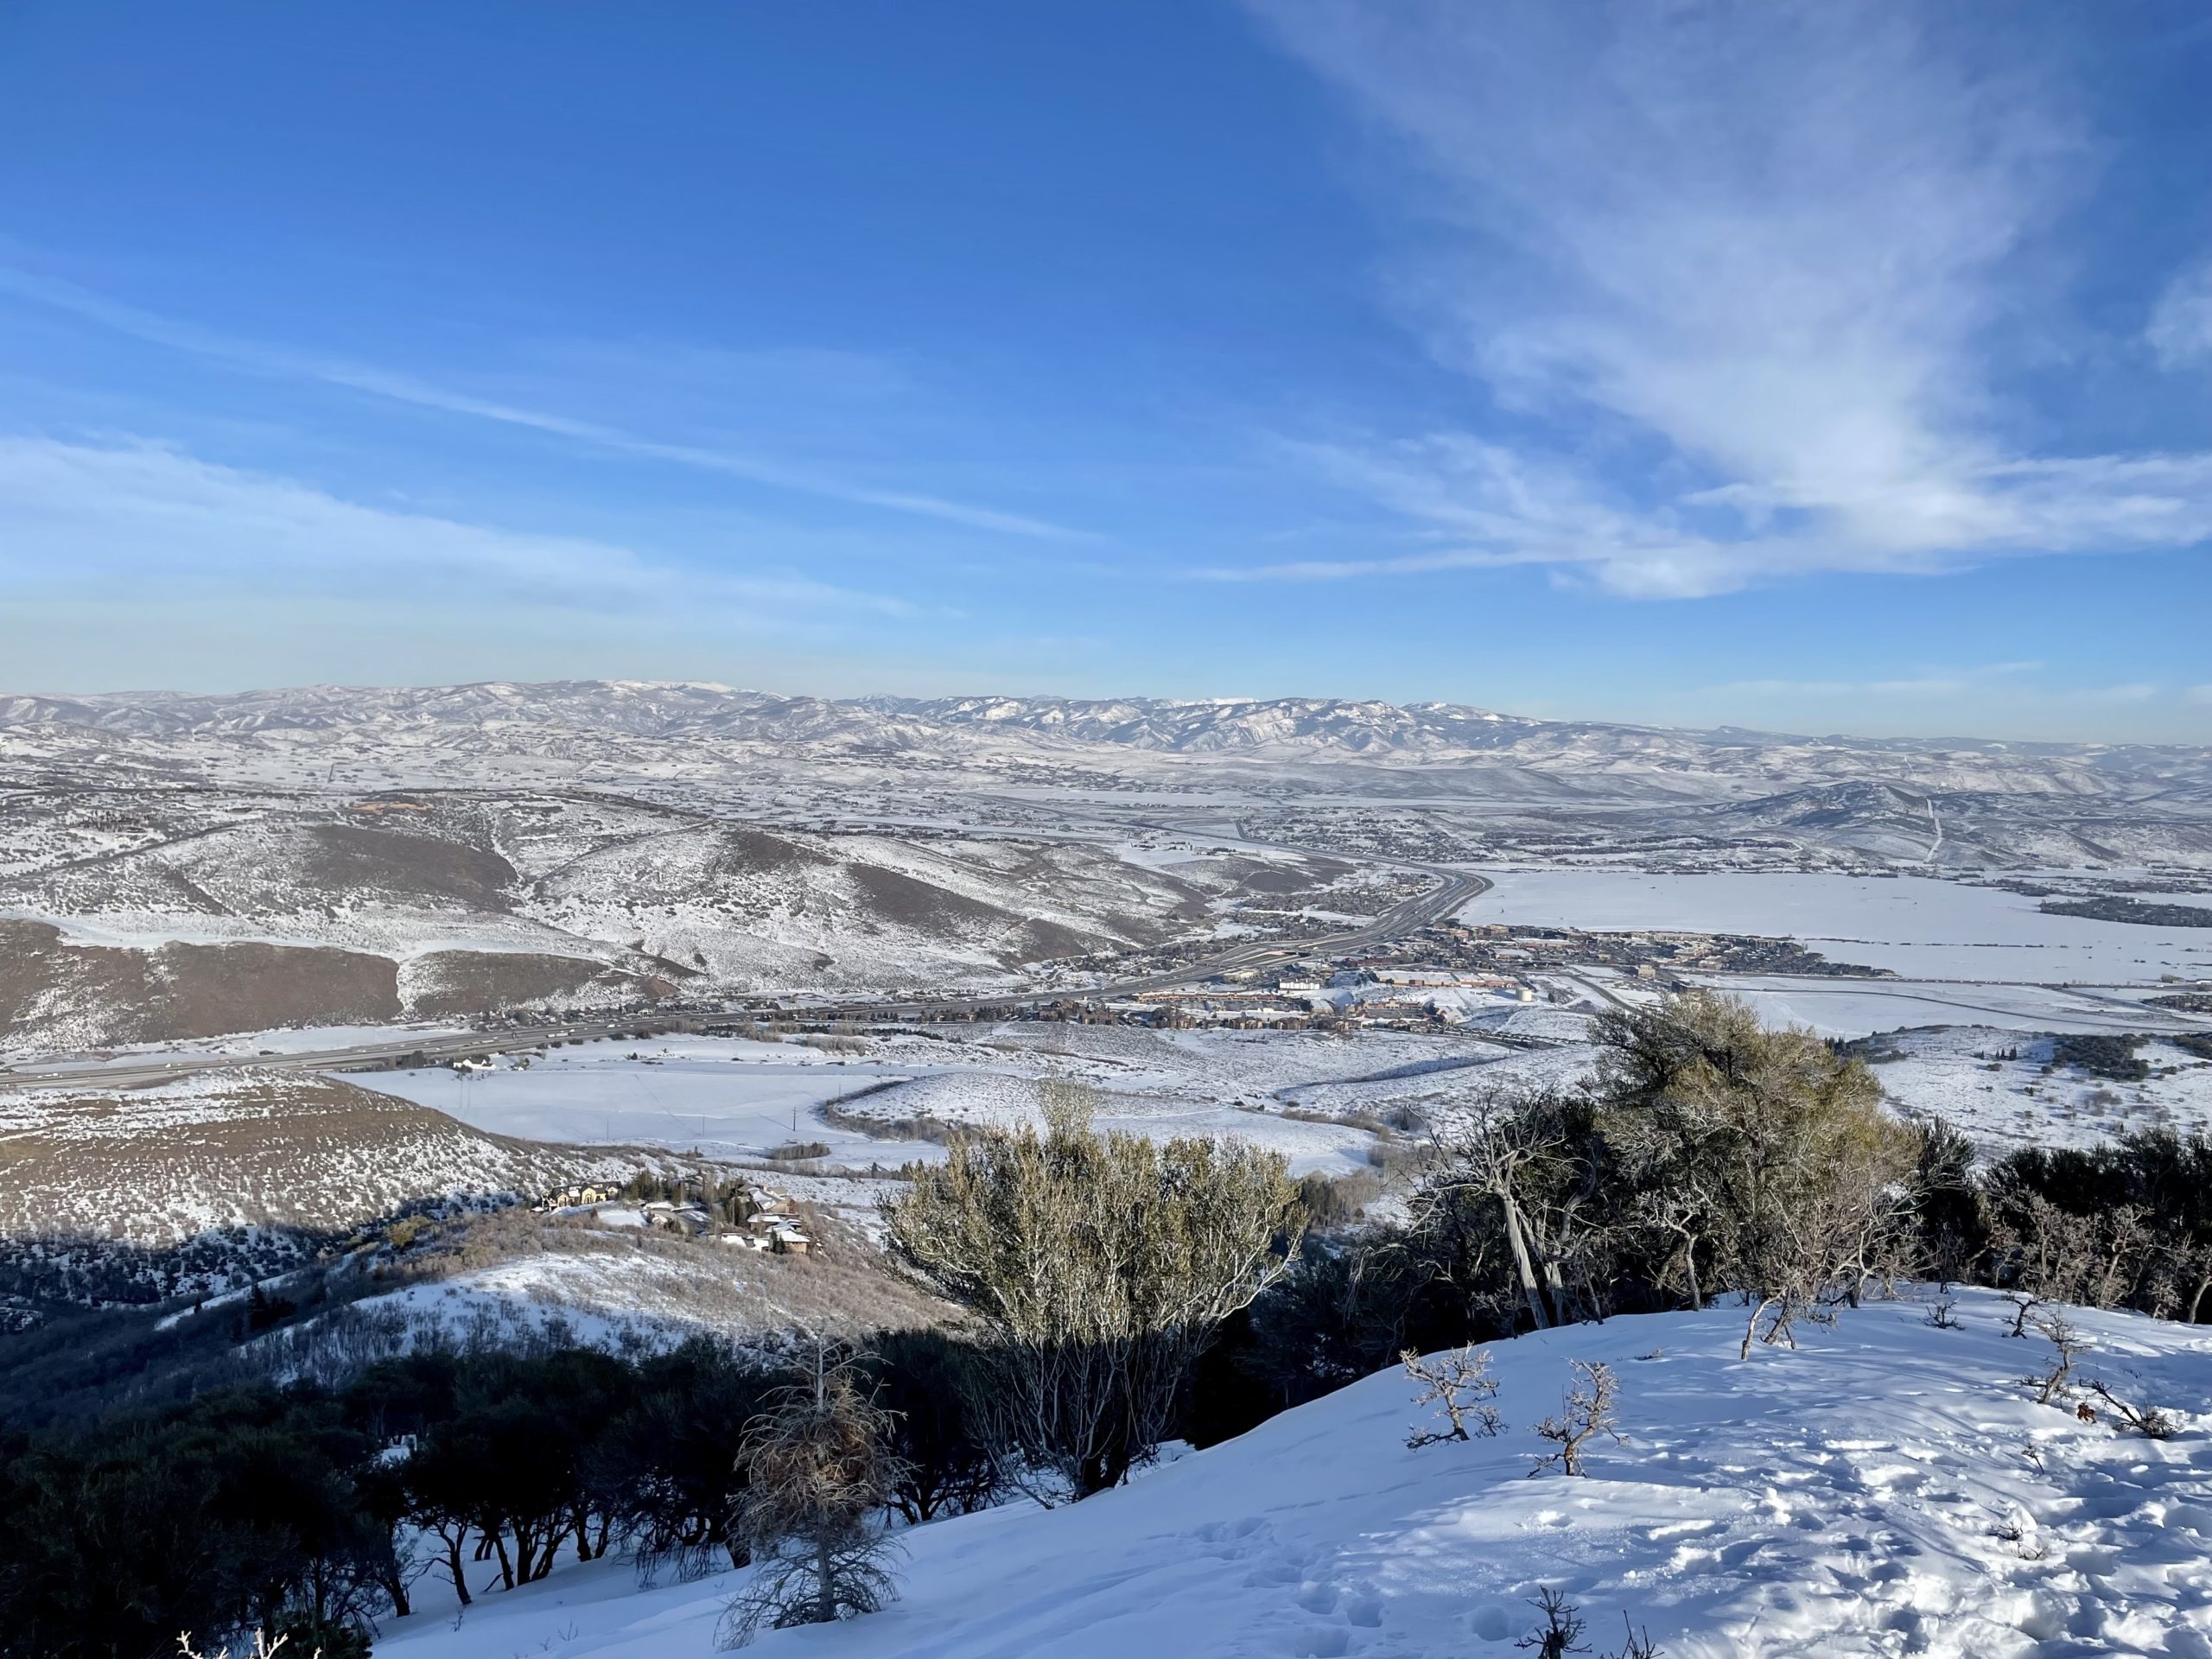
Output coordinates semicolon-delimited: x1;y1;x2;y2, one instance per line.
375;1288;2212;1659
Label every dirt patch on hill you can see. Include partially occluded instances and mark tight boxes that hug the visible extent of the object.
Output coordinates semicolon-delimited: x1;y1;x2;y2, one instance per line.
0;919;400;1046
401;949;618;1017
710;827;837;877
298;823;517;907
843;863;1014;936
1005;917;1114;963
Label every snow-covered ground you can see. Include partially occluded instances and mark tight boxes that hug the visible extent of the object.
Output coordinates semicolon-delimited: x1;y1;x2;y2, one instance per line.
360;1036;942;1166
1469;870;2212;984
830;1071;1379;1178
0;1069;621;1248
1691;976;2202;1040
373;1287;2212;1659
1868;1027;2212;1154
8;1019;474;1071
354;1027;1508;1178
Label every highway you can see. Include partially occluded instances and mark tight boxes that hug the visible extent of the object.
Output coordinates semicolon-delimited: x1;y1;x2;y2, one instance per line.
0;867;1492;1094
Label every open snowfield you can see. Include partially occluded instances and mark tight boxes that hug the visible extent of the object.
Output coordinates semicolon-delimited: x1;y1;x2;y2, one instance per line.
828;1070;1379;1178
1469;871;2212;984
1867;1027;2212;1154
1690;976;2211;1041
356;1026;1508;1177
359;1036;943;1166
374;1287;2212;1659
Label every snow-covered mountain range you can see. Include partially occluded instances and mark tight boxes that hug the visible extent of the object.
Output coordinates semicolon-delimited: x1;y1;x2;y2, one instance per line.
6;680;2207;794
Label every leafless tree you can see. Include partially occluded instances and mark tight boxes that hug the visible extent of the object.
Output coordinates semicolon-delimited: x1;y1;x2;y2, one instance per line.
1518;1588;1587;1657
1632;1186;1712;1313
1416;1085;1599;1331
1993;1190;2101;1306
2086;1378;2175;1439
885;1082;1301;1500
2022;1311;2083;1407
2172;1237;2212;1325
1606;1613;1665;1659
1401;1345;1501;1446
1512;1593;1663;1659
718;1343;904;1647
2094;1205;2153;1309
176;1637;302;1659
1530;1360;1624;1478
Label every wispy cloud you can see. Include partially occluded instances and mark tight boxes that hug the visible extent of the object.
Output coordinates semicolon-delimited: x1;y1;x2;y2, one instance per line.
0;435;920;620
2149;257;2212;369
1240;2;2212;595
0;267;1084;542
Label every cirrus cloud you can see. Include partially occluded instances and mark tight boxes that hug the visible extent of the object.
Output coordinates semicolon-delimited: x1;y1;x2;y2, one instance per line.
1239;1;2212;596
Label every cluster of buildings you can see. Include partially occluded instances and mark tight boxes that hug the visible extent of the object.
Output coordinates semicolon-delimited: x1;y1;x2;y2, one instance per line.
537;1180;814;1255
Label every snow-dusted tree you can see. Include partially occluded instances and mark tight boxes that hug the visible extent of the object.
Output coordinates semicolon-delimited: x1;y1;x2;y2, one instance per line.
718;1344;903;1648
1401;1344;1501;1446
885;1082;1301;1500
1529;1360;1623;1478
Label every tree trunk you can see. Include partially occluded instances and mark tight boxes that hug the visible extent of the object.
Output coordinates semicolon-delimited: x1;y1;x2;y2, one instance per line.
1681;1239;1702;1313
817;1537;836;1625
1741;1296;1777;1361
1542;1257;1571;1322
443;1529;473;1608
1501;1192;1552;1329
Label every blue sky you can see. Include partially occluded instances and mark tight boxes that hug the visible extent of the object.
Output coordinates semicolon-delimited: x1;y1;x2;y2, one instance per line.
3;2;2209;741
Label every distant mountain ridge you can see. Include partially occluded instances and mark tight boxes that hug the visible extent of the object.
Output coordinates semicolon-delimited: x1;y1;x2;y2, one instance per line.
0;677;2177;748
3;680;2207;798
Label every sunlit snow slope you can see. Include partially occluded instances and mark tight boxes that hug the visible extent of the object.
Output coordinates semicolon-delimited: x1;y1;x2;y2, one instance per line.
376;1287;2212;1659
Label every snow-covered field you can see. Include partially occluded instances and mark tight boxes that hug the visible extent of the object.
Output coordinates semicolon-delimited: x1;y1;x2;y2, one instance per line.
355;1026;1513;1178
1868;1027;2212;1154
1470;871;2212;984
374;1287;2212;1659
360;1036;944;1167
1691;976;2201;1040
